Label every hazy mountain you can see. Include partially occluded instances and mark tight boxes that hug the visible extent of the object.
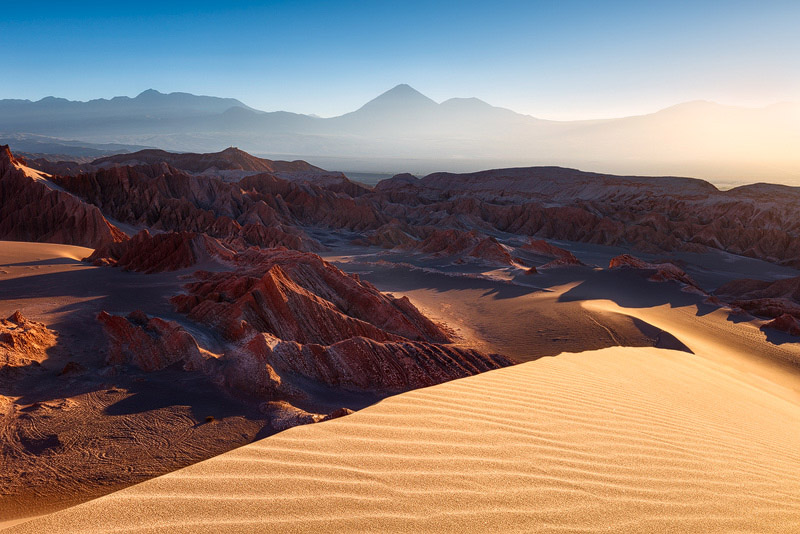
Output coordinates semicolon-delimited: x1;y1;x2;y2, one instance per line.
0;85;797;184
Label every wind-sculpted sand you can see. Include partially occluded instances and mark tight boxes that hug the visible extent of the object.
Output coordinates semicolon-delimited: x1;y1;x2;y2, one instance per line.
6;345;800;533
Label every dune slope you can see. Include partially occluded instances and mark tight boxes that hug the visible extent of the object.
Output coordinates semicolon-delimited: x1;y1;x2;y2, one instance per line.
6;345;800;533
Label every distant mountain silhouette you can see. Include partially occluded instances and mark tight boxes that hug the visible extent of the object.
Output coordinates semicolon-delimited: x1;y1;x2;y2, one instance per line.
1;84;797;183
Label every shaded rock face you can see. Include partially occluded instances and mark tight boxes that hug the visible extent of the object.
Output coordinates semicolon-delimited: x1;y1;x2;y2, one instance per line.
11;144;800;269
0;311;57;368
609;254;699;288
763;314;800;336
410;229;513;265
522;238;584;267
86;230;235;273
240;329;511;397
172;248;450;345
715;276;800;321
49;164;321;252
97;311;205;372
0;145;127;248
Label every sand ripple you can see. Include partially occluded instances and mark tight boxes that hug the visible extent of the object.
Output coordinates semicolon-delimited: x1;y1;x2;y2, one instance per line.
5;346;800;533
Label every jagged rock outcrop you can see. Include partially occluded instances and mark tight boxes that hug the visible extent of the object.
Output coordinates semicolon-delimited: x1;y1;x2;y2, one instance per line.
715;276;800;320
0;311;57;368
354;222;419;248
0;145;127;248
397;229;514;265
172;248;450;344
86;230;235;273
49;163;320;251
609;254;700;288
372;168;800;268
522;238;584;267
97;310;205;372
762;314;800;336
227;333;511;396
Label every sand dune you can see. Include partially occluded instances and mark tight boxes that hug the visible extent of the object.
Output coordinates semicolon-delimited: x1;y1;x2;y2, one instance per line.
6;345;800;533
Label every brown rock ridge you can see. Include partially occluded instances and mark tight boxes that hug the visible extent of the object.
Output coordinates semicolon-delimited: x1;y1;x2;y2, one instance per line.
374;167;800;268
0;145;127;248
97;309;510;399
172;248;450;345
91;147;324;175
522;238;584;268
97;311;205;372
762;314;800;336
0;311;57;368
408;229;514;265
224;333;511;397
609;254;700;289
86;230;235;273
715;276;800;324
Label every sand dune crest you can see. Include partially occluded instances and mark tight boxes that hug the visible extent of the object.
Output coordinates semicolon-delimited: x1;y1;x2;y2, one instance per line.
6;345;800;533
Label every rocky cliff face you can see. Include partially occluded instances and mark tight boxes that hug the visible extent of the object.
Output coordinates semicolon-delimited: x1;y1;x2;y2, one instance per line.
86;230;235;273
0;145;127;248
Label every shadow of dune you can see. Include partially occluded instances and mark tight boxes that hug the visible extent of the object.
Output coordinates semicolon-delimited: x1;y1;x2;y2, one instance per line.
558;268;718;316
0;257;82;267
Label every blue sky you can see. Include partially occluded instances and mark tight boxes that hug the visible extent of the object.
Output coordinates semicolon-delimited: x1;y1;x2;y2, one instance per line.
3;1;799;119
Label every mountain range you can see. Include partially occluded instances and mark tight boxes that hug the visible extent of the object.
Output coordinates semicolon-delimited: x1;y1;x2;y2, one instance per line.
1;85;798;184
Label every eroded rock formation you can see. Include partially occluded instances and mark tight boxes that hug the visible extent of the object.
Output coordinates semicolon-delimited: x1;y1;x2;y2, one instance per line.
0;311;57;368
0;145;127;248
86;230;235;273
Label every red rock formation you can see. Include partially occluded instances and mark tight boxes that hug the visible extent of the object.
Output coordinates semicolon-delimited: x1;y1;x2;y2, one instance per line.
716;276;800;302
97;310;204;372
609;254;699;288
86;230;235;273
225;333;511;396
0;145;127;248
762;314;800;336
715;276;800;320
354;223;418;248
401;229;514;265
0;311;57;368
522;238;584;266
172;248;450;345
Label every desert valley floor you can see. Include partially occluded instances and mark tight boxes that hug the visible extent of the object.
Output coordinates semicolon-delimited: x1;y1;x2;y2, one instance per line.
1;146;800;531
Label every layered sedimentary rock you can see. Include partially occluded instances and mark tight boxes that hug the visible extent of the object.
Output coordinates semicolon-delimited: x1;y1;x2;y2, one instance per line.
14;144;800;269
408;229;514;265
172;248;450;344
86;230;235;273
762;314;800;336
374;168;800;267
609;254;699;288
97;311;204;372
0;311;57;368
225;333;511;396
0;145;127;248
715;276;800;321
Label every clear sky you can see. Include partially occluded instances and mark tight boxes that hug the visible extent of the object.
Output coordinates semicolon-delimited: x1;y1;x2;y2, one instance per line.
3;1;799;119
